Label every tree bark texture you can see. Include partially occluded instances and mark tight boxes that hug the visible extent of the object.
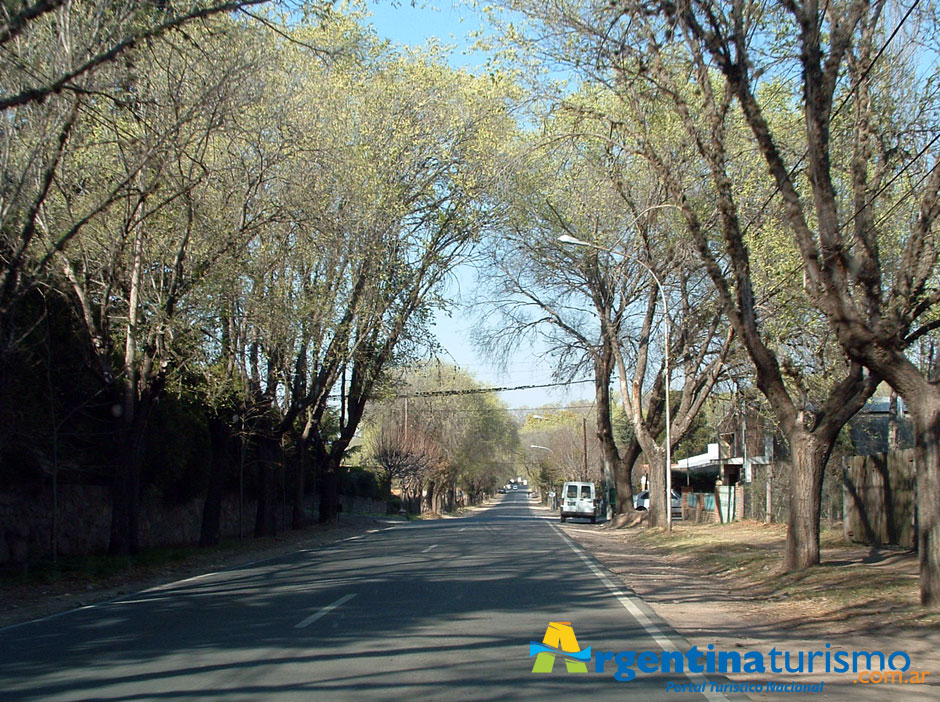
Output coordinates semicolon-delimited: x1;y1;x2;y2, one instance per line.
784;428;829;570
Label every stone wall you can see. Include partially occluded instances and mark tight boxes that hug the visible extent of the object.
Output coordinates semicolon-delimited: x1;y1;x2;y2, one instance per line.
0;485;386;564
338;495;388;516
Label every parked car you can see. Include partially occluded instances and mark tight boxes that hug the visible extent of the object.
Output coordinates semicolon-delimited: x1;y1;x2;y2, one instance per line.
560;481;598;523
633;489;683;520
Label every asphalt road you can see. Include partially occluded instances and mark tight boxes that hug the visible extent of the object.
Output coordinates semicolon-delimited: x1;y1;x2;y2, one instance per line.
0;491;747;701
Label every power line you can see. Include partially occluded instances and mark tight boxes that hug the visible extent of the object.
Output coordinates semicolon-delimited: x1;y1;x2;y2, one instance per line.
377;403;600;414
393;378;595;398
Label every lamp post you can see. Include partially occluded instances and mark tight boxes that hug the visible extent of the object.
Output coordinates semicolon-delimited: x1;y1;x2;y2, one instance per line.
558;233;673;531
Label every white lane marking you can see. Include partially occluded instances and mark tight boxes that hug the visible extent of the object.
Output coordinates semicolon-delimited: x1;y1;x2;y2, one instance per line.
343;528;383;542
0;526;399;634
550;524;731;702
458;528;467;533
295;593;357;629
421;544;438;553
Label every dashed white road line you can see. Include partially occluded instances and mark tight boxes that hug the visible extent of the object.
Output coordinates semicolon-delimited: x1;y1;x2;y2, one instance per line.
295;593;357;629
421;544;438;553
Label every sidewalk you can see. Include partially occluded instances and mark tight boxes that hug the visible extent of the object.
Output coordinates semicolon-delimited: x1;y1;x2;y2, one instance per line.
550;507;940;701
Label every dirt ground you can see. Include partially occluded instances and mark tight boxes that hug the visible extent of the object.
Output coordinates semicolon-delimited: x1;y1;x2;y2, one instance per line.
556;509;940;701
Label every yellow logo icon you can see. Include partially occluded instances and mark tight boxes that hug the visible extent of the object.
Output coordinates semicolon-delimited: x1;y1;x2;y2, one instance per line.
530;622;591;673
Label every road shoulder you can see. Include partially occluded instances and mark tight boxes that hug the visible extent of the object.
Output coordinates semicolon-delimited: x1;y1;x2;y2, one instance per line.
548;507;940;701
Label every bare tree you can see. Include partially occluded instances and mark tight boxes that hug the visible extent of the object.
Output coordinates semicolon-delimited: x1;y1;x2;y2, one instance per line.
493;0;882;570
478;121;732;525
371;417;440;511
662;0;940;601
50;26;263;553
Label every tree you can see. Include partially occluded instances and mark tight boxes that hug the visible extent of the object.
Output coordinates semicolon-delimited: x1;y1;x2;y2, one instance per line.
490;0;881;567
0;1;280;112
213;31;515;526
0;6;313;552
0;1;274;320
0;6;513;555
478;100;732;525
522;409;603;485
662;0;940;602
363;363;520;512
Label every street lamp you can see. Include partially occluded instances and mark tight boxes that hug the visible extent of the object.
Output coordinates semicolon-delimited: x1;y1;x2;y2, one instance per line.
558;233;673;531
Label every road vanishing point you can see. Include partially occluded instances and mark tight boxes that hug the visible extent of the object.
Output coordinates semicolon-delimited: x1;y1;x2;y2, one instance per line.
0;491;746;701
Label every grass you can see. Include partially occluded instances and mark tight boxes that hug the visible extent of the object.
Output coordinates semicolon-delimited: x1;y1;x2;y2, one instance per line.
626;520;940;629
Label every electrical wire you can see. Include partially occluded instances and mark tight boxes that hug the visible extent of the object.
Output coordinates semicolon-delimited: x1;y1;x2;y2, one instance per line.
740;0;923;237
392;378;595;398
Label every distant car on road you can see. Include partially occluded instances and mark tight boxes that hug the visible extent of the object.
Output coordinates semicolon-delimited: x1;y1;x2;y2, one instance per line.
497;488;506;494
511;484;519;490
633;489;682;519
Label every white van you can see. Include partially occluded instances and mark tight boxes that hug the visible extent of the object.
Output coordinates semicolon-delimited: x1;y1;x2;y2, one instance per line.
560;481;597;523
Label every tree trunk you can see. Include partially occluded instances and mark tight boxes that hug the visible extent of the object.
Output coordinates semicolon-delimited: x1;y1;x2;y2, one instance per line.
645;444;668;528
254;433;279;537
911;399;940;607
111;223;145;555
108;390;157;555
425;481;435;514
593;349;641;516
291;432;308;530
613;443;641;514
109;421;142;555
200;414;229;547
784;427;829;570
318;462;340;523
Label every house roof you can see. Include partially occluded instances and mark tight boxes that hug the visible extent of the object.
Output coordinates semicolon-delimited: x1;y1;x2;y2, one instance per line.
677;443;719;470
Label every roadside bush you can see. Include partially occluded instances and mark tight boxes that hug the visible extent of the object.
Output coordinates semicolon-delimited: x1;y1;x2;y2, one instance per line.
142;396;211;505
339;467;380;499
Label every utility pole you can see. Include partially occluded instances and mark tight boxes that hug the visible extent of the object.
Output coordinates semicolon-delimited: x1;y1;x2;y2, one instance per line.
582;417;588;481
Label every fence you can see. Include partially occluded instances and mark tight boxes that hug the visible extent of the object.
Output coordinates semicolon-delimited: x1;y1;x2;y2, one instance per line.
682;491;717;523
675;450;914;544
0;486;390;565
843;449;915;547
742;463;788;523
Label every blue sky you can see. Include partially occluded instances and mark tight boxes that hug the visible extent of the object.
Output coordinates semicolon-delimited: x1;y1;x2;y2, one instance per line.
363;1;595;411
365;1;488;67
